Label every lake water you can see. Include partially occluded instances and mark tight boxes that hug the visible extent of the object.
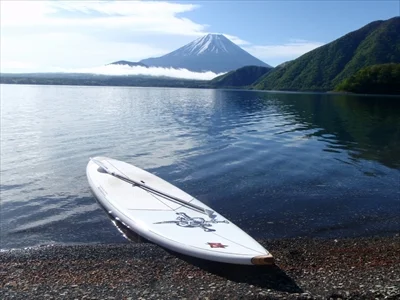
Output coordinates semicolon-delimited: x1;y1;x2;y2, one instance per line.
1;84;399;250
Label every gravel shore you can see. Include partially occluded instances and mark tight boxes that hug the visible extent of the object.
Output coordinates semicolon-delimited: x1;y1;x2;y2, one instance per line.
1;235;399;299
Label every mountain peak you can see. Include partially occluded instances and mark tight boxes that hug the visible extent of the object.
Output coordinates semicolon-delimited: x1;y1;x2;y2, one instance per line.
139;33;271;72
177;34;234;56
206;33;224;37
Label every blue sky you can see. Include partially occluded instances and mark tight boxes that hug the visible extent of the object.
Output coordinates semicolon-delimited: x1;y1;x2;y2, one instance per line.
1;0;398;76
181;1;399;45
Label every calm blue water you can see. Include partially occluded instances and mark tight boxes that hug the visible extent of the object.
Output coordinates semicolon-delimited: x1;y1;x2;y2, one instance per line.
1;84;399;249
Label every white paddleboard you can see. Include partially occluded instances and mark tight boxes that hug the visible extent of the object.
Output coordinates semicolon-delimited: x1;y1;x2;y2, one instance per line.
86;157;273;265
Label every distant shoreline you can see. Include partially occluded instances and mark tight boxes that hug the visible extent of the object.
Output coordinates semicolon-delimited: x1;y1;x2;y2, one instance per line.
1;79;400;97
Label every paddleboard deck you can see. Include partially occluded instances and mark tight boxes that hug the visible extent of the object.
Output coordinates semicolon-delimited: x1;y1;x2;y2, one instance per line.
86;157;273;265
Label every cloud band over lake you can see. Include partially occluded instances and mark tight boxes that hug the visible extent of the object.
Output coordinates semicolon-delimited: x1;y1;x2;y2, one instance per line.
61;65;224;80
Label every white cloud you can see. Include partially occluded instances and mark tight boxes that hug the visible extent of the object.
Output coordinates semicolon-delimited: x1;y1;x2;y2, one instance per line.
0;1;207;35
244;40;325;65
53;1;198;16
0;32;169;72
0;1;324;72
0;60;38;71
0;1;57;26
0;1;212;72
61;64;224;80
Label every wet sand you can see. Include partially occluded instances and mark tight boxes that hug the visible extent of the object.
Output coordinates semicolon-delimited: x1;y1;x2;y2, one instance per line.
1;235;399;299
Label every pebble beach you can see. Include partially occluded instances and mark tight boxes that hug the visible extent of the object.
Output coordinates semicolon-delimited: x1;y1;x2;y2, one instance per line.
1;235;399;299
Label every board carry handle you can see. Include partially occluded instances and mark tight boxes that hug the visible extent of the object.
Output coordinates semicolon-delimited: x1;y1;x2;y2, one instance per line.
90;157;215;217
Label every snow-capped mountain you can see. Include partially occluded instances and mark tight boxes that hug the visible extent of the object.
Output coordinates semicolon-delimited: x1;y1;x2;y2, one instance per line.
140;34;271;73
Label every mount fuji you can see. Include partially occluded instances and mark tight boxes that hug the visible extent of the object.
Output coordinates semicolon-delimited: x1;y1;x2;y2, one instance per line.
140;34;271;73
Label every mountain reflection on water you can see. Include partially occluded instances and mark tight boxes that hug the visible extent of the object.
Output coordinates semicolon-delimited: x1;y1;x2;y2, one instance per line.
231;91;400;170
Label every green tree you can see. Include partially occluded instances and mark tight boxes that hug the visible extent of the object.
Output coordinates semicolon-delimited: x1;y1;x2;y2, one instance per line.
335;63;400;94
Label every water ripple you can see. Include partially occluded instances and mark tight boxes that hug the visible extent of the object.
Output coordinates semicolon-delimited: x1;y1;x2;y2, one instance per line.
1;85;399;249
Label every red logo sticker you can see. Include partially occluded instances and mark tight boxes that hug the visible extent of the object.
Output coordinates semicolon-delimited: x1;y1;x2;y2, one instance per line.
207;242;227;248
